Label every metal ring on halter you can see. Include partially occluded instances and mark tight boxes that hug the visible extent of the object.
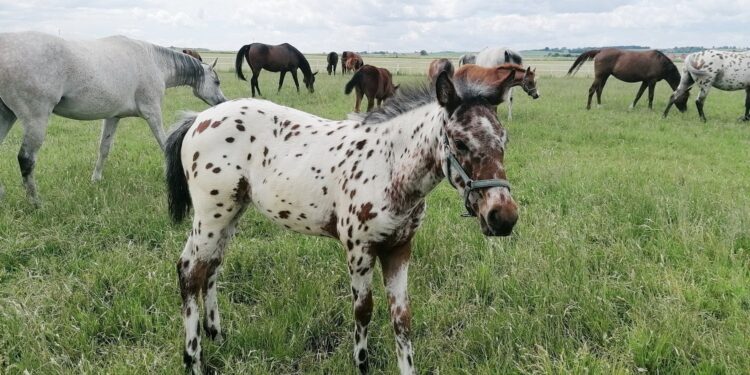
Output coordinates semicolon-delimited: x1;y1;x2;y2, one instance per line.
443;136;511;217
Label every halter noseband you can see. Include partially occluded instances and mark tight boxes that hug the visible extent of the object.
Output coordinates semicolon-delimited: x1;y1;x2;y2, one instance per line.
521;74;537;97
443;135;511;217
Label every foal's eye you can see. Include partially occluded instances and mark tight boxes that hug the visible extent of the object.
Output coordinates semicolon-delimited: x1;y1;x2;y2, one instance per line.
454;139;470;152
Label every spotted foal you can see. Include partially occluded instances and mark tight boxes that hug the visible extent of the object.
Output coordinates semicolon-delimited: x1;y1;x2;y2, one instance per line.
165;72;519;374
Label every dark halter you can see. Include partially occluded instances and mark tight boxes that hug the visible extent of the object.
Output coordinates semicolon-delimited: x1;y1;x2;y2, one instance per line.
443;135;511;217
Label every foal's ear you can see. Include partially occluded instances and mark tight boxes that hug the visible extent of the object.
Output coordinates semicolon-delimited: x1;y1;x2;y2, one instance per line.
313;71;319;76
211;58;218;69
504;50;511;63
436;71;460;115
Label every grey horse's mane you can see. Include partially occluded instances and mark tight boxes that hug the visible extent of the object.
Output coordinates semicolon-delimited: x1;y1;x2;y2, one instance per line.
152;44;205;87
352;78;498;124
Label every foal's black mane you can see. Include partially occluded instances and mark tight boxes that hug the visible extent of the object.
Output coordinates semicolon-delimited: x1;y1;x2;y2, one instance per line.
357;79;497;124
154;45;205;87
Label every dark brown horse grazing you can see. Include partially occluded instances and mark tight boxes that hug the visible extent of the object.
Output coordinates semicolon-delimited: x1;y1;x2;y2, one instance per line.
344;65;399;112
454;64;540;108
327;52;339;75
428;58;455;84
182;49;203;62
235;43;318;97
342;52;363;74
568;48;687;111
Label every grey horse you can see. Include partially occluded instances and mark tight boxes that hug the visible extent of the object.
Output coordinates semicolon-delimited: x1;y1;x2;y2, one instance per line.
0;31;227;206
475;47;530;121
458;53;476;66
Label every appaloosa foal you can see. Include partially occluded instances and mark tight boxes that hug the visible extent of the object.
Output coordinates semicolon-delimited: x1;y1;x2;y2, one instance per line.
165;72;518;374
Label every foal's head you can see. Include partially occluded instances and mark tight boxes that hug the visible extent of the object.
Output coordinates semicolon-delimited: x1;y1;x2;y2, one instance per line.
519;67;540;99
435;72;519;236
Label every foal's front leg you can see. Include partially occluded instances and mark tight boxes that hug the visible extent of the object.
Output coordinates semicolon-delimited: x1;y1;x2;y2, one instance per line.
348;246;376;373
379;241;415;375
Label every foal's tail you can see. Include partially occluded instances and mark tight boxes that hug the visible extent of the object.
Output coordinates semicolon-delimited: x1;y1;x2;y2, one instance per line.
235;44;251;81
344;69;363;95
567;49;601;76
165;113;197;223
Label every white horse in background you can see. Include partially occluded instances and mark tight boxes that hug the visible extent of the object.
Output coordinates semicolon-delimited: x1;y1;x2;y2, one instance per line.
664;49;750;122
458;53;476;66
0;31;227;206
475;47;531;121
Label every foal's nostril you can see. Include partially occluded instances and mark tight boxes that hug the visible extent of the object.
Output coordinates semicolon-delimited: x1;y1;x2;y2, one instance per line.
486;206;517;236
487;209;503;228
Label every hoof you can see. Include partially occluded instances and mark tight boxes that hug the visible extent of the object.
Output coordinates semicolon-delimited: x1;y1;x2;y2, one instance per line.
739;116;750;122
203;321;223;343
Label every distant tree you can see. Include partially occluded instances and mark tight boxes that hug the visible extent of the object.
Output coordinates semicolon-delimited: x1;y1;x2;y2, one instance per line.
420;50;428;56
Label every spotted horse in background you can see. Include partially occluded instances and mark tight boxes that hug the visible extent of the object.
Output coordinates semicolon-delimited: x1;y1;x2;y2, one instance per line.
165;71;519;374
664;49;750;122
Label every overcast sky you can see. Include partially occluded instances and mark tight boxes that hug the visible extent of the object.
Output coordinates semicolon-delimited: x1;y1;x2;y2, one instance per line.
0;1;747;52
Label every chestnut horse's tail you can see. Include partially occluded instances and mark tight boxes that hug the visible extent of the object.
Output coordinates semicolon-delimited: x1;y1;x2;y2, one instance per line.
235;44;251;81
344;69;364;95
567;49;601;76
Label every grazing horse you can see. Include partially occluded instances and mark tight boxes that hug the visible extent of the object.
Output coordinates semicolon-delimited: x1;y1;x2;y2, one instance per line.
475;47;525;120
567;48;686;111
458;54;475;66
327;51;339;75
664;50;750;122
454;64;540;109
345;54;364;73
235;42;318;97
0;31;226;206
427;58;455;84
345;65;399;112
183;49;203;62
165;71;518;375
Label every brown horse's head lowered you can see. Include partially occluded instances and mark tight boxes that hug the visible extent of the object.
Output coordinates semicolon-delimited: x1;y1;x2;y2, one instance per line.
454;63;540;104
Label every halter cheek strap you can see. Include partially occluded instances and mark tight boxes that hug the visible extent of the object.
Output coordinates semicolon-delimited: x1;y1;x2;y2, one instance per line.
443;136;511;217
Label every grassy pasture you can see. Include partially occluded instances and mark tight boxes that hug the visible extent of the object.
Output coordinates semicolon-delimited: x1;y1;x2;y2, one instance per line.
1;70;750;374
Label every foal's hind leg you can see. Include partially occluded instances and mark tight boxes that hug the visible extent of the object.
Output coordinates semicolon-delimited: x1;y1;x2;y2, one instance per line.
595;75;609;108
91;117;120;182
631;82;648;109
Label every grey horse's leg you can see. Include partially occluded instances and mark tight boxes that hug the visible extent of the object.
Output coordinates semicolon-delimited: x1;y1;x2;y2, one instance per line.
0;101;17;199
18;115;51;207
91;117;120;182
743;88;750;121
507;87;514;121
140;108;167;151
631;82;648;109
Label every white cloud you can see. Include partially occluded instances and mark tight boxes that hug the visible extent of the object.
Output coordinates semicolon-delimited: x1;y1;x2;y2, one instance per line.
0;0;747;52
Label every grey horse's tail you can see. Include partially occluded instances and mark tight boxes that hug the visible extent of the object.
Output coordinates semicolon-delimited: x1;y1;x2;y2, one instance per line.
235;44;251;81
344;69;363;95
165;113;197;223
567;49;601;76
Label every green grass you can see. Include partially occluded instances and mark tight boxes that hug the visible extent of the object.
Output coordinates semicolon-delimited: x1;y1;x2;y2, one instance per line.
1;72;750;374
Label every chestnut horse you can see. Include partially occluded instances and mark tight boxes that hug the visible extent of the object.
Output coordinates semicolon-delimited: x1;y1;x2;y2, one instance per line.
344;65;399;112
567;48;687;111
235;42;318;97
428;58;455;84
182;49;203;62
455;64;540;108
327;51;339;75
343;52;363;74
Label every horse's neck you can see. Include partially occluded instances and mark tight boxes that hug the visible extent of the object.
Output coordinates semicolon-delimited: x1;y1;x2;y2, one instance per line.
379;105;446;215
154;48;201;89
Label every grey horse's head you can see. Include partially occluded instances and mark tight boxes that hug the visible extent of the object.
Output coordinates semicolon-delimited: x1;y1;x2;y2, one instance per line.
194;58;227;106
